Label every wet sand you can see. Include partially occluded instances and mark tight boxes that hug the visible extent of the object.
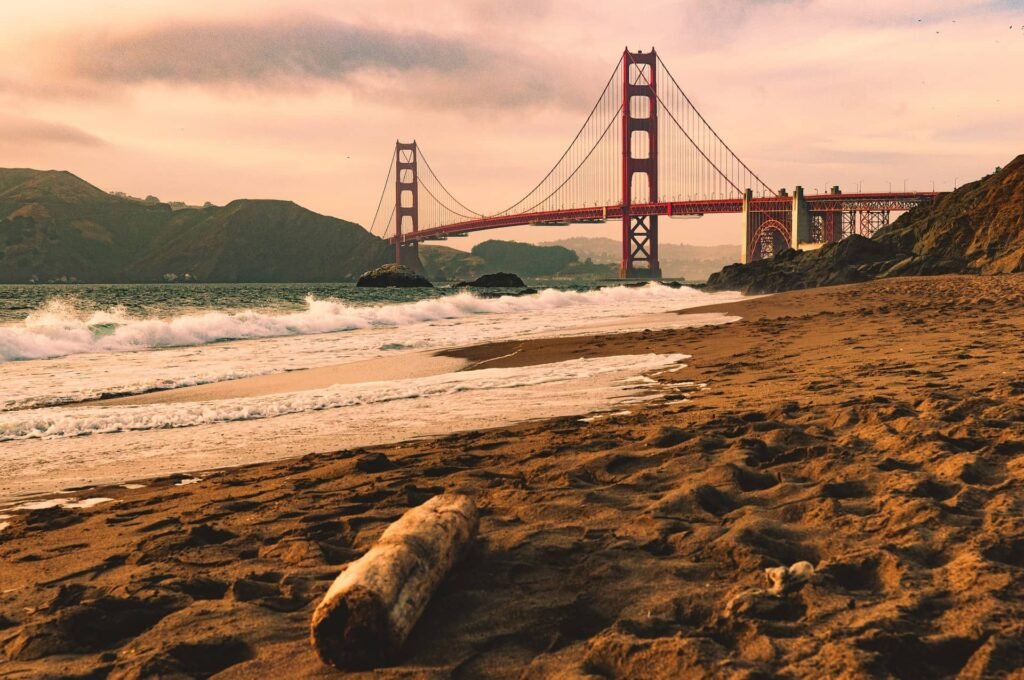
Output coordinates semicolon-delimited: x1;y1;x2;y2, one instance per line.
2;274;1024;678
106;353;468;405
103;310;738;407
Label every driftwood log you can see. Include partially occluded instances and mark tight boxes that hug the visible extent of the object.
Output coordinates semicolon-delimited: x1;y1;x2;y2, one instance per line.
310;494;479;669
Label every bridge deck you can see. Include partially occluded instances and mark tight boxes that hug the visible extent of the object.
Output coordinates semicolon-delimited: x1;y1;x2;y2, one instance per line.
390;192;937;245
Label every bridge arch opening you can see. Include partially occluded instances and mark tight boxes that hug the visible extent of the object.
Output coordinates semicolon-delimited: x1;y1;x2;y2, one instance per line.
750;219;790;261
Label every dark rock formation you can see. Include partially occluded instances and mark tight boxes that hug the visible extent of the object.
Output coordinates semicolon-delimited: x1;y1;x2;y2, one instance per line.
707;155;1024;294
454;272;526;288
472;287;538;299
707;236;903;294
356;264;433;288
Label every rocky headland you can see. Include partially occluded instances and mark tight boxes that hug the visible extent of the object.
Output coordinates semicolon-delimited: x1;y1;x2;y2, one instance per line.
708;155;1024;294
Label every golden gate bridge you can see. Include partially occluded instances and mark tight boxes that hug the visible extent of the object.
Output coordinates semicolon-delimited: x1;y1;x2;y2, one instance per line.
369;48;936;279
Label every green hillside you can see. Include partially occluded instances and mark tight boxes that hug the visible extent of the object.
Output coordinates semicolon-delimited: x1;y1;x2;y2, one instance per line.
0;168;393;283
421;240;616;281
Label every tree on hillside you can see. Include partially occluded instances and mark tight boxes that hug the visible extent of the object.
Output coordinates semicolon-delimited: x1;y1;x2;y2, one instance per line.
470;240;578;277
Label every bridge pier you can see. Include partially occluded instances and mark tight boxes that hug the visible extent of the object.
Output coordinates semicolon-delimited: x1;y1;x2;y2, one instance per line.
619;48;661;280
741;189;751;264
789;185;828;255
394;141;419;265
791;186;812;247
620;215;661;279
396;242;425;273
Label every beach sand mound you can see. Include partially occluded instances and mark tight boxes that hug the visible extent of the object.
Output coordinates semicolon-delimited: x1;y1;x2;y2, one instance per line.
708;154;1024;294
1;274;1023;677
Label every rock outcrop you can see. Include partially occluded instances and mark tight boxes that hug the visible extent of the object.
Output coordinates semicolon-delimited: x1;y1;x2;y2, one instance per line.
707;155;1024;294
454;272;526;288
356;264;433;288
707;236;904;294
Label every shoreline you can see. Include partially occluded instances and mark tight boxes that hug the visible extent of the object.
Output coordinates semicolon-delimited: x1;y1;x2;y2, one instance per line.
2;274;1023;677
1;288;748;499
102;352;469;406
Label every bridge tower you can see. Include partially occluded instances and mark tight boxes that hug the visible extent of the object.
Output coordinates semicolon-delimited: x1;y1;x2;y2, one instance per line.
620;48;661;280
394;141;419;266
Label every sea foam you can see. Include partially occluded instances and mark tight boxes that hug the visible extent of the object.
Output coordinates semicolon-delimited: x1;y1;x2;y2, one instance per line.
0;284;709;363
0;353;686;441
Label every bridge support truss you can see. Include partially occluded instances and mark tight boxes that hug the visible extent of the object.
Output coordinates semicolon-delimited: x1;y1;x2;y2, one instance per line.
374;49;936;270
859;210;890;237
785;187;896;254
742;191;793;263
812;207;890;242
394;141;419;266
620;49;661;279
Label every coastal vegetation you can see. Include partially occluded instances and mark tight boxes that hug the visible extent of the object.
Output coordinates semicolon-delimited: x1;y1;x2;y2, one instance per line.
0;169;391;283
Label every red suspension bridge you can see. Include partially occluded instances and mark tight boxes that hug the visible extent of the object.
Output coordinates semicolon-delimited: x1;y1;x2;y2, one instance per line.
370;48;936;278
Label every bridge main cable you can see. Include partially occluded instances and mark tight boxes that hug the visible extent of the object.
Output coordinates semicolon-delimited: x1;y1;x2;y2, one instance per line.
369;146;397;236
491;60;624;217
656;54;774;198
416;148;483;220
623;50;775;200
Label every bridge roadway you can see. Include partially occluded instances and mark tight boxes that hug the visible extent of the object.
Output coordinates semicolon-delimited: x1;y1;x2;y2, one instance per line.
390;191;938;246
376;48;939;272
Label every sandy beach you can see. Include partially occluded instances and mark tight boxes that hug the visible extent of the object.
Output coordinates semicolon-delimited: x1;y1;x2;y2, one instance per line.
104;354;469;406
2;274;1024;678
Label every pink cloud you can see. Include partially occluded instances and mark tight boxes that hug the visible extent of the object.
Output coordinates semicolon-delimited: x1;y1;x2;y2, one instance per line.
0;0;1019;248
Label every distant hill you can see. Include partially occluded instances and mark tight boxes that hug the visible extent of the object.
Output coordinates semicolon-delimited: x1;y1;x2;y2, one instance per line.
470;240;578;277
0;168;392;283
419;245;486;281
422;237;740;282
543;237;740;280
421;240;617;281
707;155;1024;293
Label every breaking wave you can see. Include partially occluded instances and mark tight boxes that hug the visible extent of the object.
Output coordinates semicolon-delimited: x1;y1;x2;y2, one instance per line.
0;284;715;363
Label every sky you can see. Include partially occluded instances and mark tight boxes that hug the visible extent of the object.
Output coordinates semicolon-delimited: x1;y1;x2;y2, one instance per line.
1;0;1022;248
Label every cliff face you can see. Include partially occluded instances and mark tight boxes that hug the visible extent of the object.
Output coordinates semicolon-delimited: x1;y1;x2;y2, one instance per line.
707;155;1024;294
0;169;394;283
873;155;1024;275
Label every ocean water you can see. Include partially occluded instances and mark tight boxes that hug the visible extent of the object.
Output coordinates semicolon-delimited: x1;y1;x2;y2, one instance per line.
0;282;745;499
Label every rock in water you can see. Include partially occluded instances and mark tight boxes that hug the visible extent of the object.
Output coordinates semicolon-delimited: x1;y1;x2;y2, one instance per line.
454;272;526;288
356;264;432;288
